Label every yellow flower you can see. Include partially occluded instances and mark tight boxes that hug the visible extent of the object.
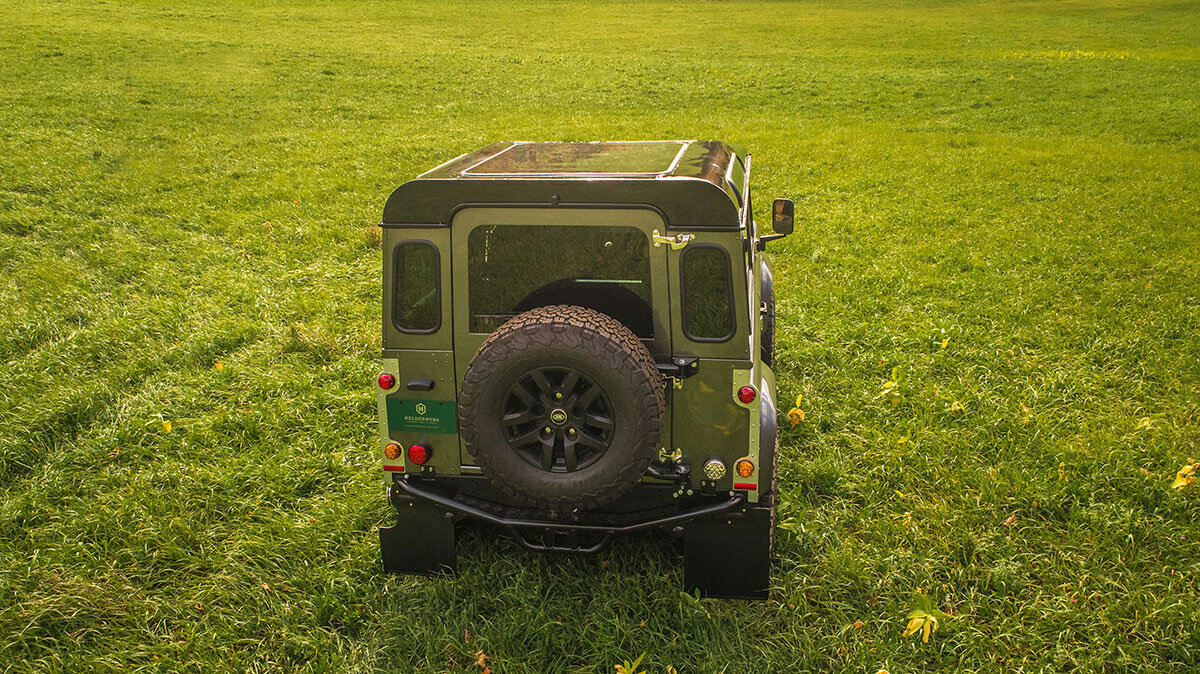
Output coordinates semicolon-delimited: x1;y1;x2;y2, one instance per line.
902;614;939;642
213;361;225;370
161;421;172;434
1172;462;1196;490
787;393;805;427
903;590;951;644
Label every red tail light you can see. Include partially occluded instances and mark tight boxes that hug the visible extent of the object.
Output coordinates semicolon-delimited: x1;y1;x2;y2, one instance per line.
407;444;430;465
737;386;757;404
378;372;396;390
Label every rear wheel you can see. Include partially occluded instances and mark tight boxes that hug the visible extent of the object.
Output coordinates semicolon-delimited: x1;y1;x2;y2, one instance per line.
459;305;665;511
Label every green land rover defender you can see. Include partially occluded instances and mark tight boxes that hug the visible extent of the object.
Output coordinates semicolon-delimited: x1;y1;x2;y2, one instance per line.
376;141;793;599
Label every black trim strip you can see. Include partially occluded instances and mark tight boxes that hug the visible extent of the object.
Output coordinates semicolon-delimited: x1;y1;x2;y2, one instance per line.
378;201;746;232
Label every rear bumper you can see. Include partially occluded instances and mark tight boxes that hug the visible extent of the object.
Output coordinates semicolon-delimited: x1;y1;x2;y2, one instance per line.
391;476;745;553
381;476;774;599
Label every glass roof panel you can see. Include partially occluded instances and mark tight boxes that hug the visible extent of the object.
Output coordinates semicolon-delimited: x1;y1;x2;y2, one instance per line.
465;141;687;176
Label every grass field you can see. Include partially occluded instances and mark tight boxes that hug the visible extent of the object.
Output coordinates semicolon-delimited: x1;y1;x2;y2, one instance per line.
2;0;1199;671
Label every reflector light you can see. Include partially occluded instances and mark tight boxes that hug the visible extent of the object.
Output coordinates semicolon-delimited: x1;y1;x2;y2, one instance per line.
384;442;402;460
703;458;727;480
733;482;756;490
407;444;430;465
735;459;755;477
737;386;757;404
378;372;396;390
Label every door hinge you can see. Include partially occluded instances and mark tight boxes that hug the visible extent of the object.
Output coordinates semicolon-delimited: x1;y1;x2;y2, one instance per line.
651;230;694;250
657;356;699;388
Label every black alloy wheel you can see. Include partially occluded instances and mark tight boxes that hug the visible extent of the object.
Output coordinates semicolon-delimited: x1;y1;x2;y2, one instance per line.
501;367;615;473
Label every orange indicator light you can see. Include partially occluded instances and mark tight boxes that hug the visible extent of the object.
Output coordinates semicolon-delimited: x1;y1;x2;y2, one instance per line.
735;459;755;478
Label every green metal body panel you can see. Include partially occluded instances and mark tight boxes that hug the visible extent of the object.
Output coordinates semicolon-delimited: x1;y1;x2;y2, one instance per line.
378;353;460;475
379;140;774;505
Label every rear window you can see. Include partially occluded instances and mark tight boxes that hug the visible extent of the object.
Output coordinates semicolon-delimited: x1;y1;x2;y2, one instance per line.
392;240;440;333
680;244;735;342
467;225;652;336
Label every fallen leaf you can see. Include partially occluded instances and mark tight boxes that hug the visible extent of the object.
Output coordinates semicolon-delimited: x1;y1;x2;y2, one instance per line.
213;361;225;370
854;620;864;629
1137;417;1152;430
949;401;963;412
1002;513;1017;527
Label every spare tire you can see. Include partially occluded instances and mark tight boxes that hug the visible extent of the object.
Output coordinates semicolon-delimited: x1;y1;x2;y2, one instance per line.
459;305;664;511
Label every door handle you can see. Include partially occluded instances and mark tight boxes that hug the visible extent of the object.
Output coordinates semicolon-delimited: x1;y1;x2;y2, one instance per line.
407;378;435;391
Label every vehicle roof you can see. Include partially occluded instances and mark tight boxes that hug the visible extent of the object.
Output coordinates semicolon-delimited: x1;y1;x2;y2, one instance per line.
382;140;748;229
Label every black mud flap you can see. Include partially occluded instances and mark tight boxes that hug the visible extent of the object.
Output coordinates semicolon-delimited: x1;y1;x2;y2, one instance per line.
683;505;773;600
380;486;457;575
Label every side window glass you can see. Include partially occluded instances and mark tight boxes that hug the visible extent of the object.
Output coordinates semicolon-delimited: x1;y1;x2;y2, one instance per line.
392;240;440;333
681;245;735;342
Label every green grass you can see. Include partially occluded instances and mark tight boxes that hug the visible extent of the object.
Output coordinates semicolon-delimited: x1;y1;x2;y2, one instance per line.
1;0;1198;671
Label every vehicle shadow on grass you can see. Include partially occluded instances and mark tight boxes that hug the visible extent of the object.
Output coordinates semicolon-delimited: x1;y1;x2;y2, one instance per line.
371;521;774;672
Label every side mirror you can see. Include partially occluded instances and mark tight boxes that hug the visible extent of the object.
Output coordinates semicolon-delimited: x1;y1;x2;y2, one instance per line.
771;198;794;236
